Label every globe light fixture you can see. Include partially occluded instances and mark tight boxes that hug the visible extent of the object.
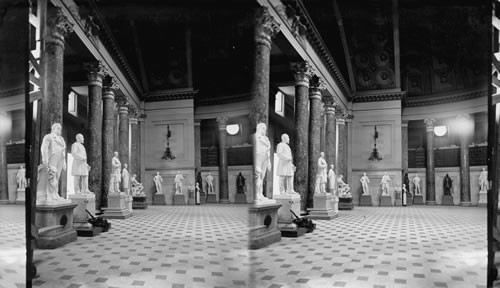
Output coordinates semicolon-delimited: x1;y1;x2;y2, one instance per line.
226;124;240;135
434;125;447;137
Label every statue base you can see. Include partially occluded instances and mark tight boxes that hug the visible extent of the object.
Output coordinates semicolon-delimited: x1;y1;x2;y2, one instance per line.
173;194;186;205
200;192;206;204
331;195;339;213
394;198;402;206
235;193;247;204
16;189;25;204
307;193;338;220
132;196;148;209
359;194;372;206
35;203;78;249
188;190;195;205
249;203;282;249
206;193;217;203
69;193;99;237
102;192;133;219
406;194;413;206
338;196;354;210
478;191;487;207
413;195;424;205
153;194;166;205
442;195;454;206
126;195;133;211
274;193;305;237
380;195;392;207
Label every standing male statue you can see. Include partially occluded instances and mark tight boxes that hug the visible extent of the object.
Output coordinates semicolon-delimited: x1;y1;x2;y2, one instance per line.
174;171;184;194
236;172;246;194
276;133;296;194
206;172;214;194
360;173;370;195
109;151;121;194
16;165;27;191
254;123;273;202
443;174;453;196
153;172;163;194
381;172;391;195
479;168;488;192
122;163;130;194
413;174;421;195
71;133;91;194
315;152;328;194
328;164;336;195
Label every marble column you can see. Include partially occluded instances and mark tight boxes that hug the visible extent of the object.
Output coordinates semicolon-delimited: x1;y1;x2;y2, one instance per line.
402;120;409;175
129;112;139;180
0;132;8;203
291;61;314;211
424;118;436;205
102;78;119;208
217;117;229;203
346;114;354;182
337;113;348;178
194;121;201;179
85;61;106;210
249;7;280;129
138;115;145;182
308;77;326;209
324;98;337;168
41;7;73;134
458;114;472;206
116;96;130;167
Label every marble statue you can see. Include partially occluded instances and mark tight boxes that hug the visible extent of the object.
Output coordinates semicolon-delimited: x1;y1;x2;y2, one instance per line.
413;174;421;195
206;173;214;194
237;172;246;194
71;133;92;194
337;175;351;196
130;174;144;196
196;171;203;193
254;123;273;202
276;133;296;195
122;164;130;194
314;152;328;194
153;172;163;194
443;174;453;196
37;123;68;203
16;165;27;191
195;182;201;205
402;184;408;205
403;173;410;195
479;168;488;192
381;172;391;195
174;171;184;194
109;151;121;194
328;164;336;195
360;173;370;195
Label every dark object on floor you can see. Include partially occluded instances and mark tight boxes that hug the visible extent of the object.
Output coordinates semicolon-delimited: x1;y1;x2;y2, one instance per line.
290;210;316;233
86;209;111;232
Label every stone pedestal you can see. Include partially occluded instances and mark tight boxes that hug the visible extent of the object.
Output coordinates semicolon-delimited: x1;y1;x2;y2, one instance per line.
188;190;195;205
249;202;282;249
478;191;487;207
407;194;413;206
394;198;402;206
173;194;186;205
132;197;147;209
200;192;206;204
442;195;454;206
206;193;217;203
339;197;354;210
274;194;306;237
413;195;424;205
307;193;338;220
331;195;339;213
380;195;392;207
102;192;133;219
235;193;247;204
359;194;372;206
35;203;78;249
69;193;101;237
153;194;166;205
16;189;25;204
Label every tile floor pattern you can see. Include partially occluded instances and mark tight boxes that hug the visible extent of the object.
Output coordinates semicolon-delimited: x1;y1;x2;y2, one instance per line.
250;206;486;288
0;205;26;288
33;204;249;288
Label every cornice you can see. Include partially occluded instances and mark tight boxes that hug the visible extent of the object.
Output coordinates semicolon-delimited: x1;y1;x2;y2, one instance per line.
353;91;406;103
0;87;25;98
145;89;199;102
196;92;253;106
405;89;487;107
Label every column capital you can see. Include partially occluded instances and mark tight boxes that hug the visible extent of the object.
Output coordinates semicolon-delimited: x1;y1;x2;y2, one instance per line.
424;118;436;131
323;97;337;115
309;76;326;100
402;120;409;128
115;95;130;111
103;77;119;97
290;61;315;87
336;113;348;125
345;114;354;123
255;7;280;48
84;61;108;87
216;116;229;130
46;7;74;48
194;120;201;127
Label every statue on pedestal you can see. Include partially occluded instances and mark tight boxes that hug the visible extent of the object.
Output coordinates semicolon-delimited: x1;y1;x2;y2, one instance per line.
381;172;391;195
360;173;370;195
196;171;203;194
109;151;121;194
337;175;351;196
314;152;328;195
153;172;163;194
130;174;144;196
71;133;92;194
37;123;68;204
276;133;297;195
206;172;214;194
479;168;488;192
443;174;453;196
254;123;273;202
328;164;336;195
122;164;130;195
403;173;410;194
174;171;184;194
16;165;27;191
413;174;421;195
237;172;246;194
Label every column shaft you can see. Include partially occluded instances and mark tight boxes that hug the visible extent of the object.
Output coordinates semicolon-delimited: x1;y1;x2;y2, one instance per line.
424;118;436;204
325;105;337;169
130;117;139;179
402;121;409;174
337;117;347;178
0;136;8;202
308;89;322;208
194;121;201;182
118;104;129;166
217;117;229;203
102;82;117;207
458;114;472;206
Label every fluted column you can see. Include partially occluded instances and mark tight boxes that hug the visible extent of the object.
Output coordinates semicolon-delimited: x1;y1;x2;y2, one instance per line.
102;78;119;208
129;111;139;180
324;98;337;169
424;118;436;205
85;61;106;210
336;113;348;178
291;61;314;211
41;7;73;134
116;96;130;167
458;114;472;206
402;120;409;175
217;117;229;203
308;77;326;208
249;7;280;129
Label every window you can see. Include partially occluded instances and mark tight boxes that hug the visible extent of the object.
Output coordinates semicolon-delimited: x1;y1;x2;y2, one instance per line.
68;91;78;117
275;91;284;117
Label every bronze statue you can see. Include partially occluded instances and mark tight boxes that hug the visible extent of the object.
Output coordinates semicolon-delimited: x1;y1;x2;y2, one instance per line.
236;172;246;194
443;174;453;196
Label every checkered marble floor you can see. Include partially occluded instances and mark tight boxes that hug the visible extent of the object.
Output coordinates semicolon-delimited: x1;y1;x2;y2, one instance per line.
0;204;26;288
250;206;486;288
33;204;249;288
